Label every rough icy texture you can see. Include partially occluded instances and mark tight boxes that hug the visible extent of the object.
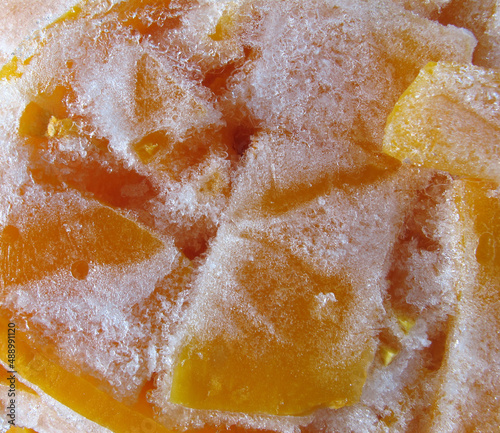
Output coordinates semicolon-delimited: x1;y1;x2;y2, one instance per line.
422;180;500;432
224;0;475;146
0;186;188;402
2;0;234;258
0;0;81;64
383;62;500;184
152;127;432;429
0;0;496;432
0;0;230;414
441;0;500;68
147;0;479;431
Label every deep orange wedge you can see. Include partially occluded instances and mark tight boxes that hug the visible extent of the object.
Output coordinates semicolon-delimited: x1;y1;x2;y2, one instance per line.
0;196;163;286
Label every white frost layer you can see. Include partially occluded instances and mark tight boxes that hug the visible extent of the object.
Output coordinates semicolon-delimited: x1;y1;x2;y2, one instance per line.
0;0;81;64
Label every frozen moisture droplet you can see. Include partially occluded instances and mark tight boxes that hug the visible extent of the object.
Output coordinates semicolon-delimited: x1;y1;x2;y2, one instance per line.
71;260;89;280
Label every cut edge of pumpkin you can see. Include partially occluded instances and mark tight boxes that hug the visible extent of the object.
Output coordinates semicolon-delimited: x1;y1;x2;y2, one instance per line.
0;315;172;433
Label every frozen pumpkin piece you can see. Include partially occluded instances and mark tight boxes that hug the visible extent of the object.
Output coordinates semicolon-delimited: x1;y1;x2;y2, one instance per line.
163;118;425;418
133;52;222;140
167;133;424;418
171;228;375;416
0;192;162;286
0;318;172;433
383;62;500;183
132;51;237;172
0;364;107;433
440;0;500;68
424;179;500;431
18;84;75;140
228;131;402;220
225;0;475;146
0;187;192;412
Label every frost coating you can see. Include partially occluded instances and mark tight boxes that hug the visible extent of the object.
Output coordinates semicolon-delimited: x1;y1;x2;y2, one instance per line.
0;0;496;432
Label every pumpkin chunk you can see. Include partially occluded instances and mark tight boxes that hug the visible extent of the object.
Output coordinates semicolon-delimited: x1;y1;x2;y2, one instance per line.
383;62;500;183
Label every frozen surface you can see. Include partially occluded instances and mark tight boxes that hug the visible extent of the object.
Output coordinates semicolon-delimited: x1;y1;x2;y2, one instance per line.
0;0;497;432
0;0;81;64
441;0;500;68
224;0;475;146
383;62;500;184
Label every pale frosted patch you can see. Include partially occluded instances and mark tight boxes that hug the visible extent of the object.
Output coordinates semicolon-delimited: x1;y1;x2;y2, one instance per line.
0;187;186;403
227;0;474;145
0;0;82;63
0;0;495;432
3;245;180;402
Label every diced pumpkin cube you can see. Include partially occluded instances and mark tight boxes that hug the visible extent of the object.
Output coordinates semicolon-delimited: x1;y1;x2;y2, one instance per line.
383;62;500;184
171;232;375;416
